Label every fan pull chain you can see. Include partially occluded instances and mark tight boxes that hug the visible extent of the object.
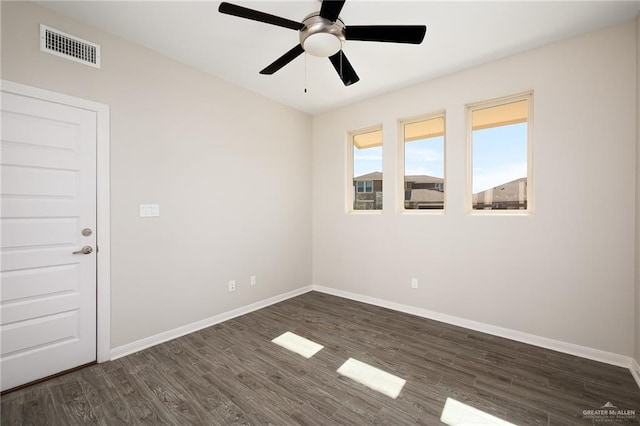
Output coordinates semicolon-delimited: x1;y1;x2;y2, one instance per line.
304;52;307;93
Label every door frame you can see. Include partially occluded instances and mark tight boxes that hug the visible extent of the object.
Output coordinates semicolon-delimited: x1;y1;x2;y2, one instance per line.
1;80;111;363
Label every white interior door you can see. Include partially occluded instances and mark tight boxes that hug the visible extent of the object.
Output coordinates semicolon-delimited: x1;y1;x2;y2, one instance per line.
1;90;98;392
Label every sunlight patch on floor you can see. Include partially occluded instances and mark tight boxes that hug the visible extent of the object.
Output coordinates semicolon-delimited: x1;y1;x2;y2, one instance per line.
271;331;324;359
440;397;518;426
336;357;406;399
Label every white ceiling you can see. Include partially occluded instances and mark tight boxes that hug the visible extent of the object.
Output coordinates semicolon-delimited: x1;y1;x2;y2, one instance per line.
39;1;640;115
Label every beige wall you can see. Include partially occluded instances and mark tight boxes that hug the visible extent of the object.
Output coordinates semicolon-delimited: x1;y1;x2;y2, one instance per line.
636;12;640;364
312;21;637;356
2;1;638;360
1;2;312;348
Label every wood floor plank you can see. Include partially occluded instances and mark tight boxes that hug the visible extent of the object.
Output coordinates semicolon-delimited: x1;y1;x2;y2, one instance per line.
78;365;120;409
2;291;639;425
1;391;26;426
165;367;224;414
207;400;255;425
48;378;85;405
107;366;178;425
224;345;307;414
373;404;443;426
19;390;60;426
203;365;293;424
288;403;335;425
242;352;345;419
93;396;138;426
133;365;211;425
60;395;101;425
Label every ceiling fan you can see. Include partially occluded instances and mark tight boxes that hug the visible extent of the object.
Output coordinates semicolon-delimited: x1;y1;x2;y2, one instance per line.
218;1;427;86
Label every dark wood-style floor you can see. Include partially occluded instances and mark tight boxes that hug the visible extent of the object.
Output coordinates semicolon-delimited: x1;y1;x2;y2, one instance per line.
2;291;639;425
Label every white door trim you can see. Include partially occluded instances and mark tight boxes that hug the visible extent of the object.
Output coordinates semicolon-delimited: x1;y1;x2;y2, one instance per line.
1;79;111;363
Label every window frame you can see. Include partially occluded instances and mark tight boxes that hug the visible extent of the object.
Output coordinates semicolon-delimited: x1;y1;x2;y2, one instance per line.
398;111;447;214
466;92;534;215
347;124;383;214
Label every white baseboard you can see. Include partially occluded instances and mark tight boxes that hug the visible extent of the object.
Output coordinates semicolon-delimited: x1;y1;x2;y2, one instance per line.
312;285;633;369
110;285;313;360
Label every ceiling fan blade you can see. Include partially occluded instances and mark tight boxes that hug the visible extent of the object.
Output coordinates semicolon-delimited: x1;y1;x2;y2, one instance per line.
345;25;427;44
260;44;305;75
328;51;360;86
218;2;304;31
319;0;346;22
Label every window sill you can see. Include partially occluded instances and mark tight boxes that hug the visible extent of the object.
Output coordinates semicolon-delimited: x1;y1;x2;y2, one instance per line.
468;210;532;216
400;210;445;215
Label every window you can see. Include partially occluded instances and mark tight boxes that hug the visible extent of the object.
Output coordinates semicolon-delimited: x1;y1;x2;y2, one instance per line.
356;180;373;193
468;93;532;212
350;127;383;211
401;114;445;211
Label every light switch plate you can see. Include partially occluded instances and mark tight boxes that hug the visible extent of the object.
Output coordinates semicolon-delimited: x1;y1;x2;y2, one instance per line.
139;204;160;217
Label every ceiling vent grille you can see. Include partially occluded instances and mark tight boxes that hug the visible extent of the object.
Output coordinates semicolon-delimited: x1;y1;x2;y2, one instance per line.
40;24;101;69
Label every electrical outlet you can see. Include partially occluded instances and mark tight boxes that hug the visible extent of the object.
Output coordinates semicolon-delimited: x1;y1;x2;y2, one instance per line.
250;275;256;286
411;278;418;289
228;280;236;292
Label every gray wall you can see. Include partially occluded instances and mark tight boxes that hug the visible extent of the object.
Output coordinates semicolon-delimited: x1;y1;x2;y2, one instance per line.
1;2;312;348
312;21;637;356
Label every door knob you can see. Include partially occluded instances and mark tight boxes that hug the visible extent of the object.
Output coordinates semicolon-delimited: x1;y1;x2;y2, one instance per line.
73;246;93;255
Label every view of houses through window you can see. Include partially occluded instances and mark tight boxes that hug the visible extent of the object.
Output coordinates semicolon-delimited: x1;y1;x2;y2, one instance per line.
349;93;531;214
470;95;531;211
352;128;383;211
403;115;445;210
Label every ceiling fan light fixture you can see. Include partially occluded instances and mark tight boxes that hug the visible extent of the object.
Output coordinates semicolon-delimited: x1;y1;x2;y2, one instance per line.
302;33;342;57
300;13;346;57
